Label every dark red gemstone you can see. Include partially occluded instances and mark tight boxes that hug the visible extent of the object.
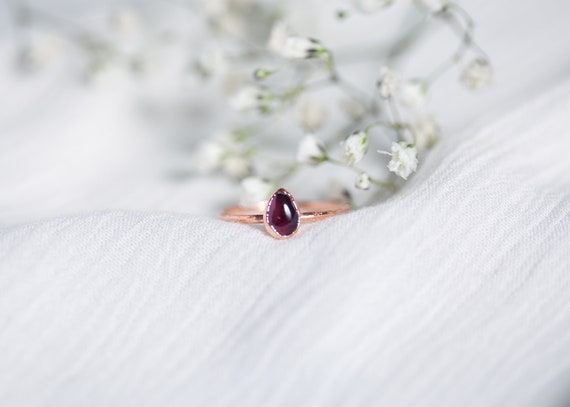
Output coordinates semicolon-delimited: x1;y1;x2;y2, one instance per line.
266;190;299;237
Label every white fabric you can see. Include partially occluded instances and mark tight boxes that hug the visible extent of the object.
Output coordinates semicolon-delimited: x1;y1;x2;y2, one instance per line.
1;0;570;406
1;81;569;406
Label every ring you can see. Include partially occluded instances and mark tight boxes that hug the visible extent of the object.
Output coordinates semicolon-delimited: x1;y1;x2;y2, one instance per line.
220;188;351;239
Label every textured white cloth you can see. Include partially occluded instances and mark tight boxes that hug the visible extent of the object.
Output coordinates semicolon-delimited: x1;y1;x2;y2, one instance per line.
1;1;570;406
1;80;569;406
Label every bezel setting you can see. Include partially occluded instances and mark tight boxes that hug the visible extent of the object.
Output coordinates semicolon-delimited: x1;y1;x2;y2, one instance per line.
263;188;301;239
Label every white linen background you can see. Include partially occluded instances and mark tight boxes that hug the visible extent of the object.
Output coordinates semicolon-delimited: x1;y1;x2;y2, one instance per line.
0;1;569;406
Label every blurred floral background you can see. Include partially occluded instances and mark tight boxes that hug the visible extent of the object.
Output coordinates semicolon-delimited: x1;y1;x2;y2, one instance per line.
0;0;567;225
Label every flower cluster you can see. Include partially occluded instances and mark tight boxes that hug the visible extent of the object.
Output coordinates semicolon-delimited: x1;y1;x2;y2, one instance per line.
8;0;492;208
189;0;492;206
193;130;253;179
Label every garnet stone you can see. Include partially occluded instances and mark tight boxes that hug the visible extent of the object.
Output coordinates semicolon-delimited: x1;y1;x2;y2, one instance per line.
264;188;300;238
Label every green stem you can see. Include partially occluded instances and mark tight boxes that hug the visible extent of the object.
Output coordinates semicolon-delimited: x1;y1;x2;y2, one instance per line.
426;4;489;85
325;51;374;113
386;98;406;138
386;13;432;63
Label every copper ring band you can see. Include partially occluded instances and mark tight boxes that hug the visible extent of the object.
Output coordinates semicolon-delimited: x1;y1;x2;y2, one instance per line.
220;201;350;224
219;188;350;239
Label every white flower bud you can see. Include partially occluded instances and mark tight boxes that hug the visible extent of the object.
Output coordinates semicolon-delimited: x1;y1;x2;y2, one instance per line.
296;98;327;131
223;155;250;179
202;0;226;16
267;21;292;55
377;66;400;99
281;37;326;59
412;115;440;150
110;7;140;37
398;80;427;111
461;58;493;90
342;130;368;166
253;68;271;80
355;172;372;190
379;141;418;180
267;21;327;59
350;0;394;13
193;130;251;176
195;48;227;78
17;33;63;71
339;99;366;121
221;72;248;96
230;86;262;111
193;140;224;173
297;134;327;165
230;86;273;113
414;0;449;13
240;177;274;207
216;131;247;153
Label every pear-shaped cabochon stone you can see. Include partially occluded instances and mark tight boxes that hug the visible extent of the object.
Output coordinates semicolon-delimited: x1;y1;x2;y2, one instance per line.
265;189;300;237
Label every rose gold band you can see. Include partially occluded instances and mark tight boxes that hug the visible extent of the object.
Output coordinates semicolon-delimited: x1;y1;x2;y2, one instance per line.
220;188;350;239
220;201;351;224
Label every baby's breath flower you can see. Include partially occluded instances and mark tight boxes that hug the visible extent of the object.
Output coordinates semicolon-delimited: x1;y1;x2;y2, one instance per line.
230;86;274;113
267;21;292;55
109;7;140;37
414;0;450;13
379;141;418;180
239;177;274;206
193;140;224;173
398;80;428;111
253;68;271;80
281;37;327;59
296;98;327;131
461;58;493;90
230;86;261;111
194;48;227;78
216;130;249;154
355;172;372;190
342;130;368;165
221;72;248;96
201;0;226;17
413;115;440;150
336;10;348;19
339;99;366;120
377;66;400;99
297;134;327;165
350;0;394;13
223;155;251;179
17;33;63;72
193;130;251;177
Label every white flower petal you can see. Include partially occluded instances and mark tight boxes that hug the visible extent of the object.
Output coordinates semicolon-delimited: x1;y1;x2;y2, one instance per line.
398;80;427;111
281;37;325;59
297;134;327;165
414;0;449;12
342;131;368;165
461;59;493;90
355;172;372;190
296;98;326;131
230;86;273;112
195;48;227;78
350;0;394;13
193;142;223;173
267;21;291;55
377;66;400;99
412;115;440;150
223;155;250;179
380;141;418;179
240;177;274;207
